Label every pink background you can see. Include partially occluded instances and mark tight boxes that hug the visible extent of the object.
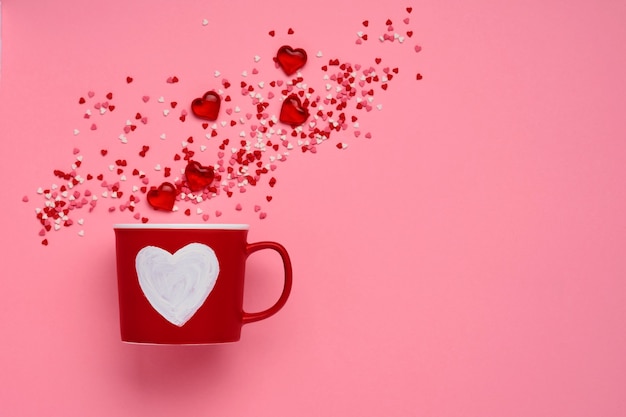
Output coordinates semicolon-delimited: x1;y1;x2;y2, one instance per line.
1;0;626;415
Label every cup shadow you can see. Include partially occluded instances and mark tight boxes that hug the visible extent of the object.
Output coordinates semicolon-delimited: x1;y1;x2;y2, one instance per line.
121;342;237;397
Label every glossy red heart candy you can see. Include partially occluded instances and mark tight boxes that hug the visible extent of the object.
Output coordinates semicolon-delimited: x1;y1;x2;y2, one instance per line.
191;91;221;121
147;182;177;211
279;94;309;127
275;45;307;76
184;160;215;192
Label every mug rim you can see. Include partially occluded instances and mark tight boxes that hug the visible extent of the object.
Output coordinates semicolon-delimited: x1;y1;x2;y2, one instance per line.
114;223;250;230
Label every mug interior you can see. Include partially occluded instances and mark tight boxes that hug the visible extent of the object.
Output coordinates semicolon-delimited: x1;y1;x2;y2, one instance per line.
114;223;250;230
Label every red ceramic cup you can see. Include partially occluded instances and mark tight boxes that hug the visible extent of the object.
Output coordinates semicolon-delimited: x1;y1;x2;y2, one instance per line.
114;224;292;344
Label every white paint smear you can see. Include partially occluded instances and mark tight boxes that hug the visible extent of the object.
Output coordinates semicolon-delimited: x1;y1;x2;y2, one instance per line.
135;243;220;326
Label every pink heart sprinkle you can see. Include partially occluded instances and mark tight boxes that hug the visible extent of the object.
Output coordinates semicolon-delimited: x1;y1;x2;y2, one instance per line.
215;210;222;217
73;148;80;154
202;214;210;221
142;96;150;102
414;45;422;53
88;91;95;98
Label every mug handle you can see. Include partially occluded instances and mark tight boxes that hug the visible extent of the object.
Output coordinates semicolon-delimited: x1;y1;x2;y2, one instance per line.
242;241;293;324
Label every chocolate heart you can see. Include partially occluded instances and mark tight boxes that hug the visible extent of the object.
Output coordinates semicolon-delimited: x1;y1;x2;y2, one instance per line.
275;45;307;76
147;182;177;211
184;160;215;192
279;94;309;127
191;91;221;121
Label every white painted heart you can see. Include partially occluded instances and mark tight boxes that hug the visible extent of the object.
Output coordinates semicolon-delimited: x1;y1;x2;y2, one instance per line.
135;243;220;327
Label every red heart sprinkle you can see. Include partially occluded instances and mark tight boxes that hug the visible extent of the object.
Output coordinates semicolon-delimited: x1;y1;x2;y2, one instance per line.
363;20;369;27
147;182;177;211
269;30;275;37
275;45;308;76
287;28;294;34
191;91;221;121
416;73;423;80
126;76;133;83
279;94;309;127
184;160;215;192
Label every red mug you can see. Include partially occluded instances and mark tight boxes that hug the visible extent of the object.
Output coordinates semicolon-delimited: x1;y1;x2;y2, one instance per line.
114;224;293;344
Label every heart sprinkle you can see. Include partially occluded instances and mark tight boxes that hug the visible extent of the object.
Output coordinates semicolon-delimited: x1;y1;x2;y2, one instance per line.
28;5;422;244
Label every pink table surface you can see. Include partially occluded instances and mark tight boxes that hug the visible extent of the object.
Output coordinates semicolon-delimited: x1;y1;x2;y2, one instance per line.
1;0;626;416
